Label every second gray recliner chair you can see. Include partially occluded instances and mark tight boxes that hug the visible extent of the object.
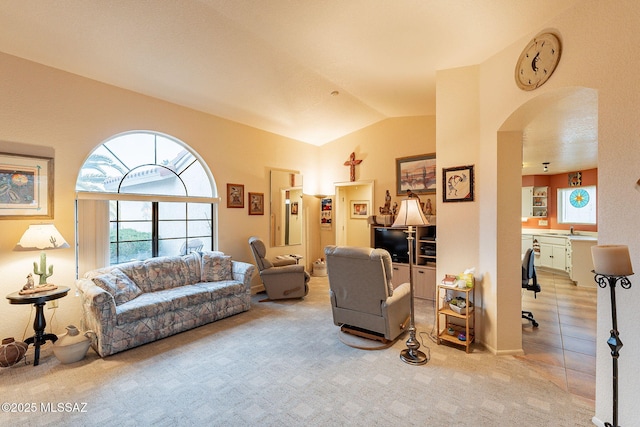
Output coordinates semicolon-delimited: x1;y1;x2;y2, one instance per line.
248;236;310;300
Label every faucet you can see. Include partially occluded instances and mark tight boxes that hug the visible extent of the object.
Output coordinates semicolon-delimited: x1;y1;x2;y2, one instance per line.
570;226;574;235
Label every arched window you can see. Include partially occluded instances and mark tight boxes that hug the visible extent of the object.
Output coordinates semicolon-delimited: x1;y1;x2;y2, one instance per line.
76;131;218;268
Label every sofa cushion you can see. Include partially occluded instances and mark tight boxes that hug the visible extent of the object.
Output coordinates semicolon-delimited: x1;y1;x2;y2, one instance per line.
201;252;232;282
92;268;142;305
115;285;215;325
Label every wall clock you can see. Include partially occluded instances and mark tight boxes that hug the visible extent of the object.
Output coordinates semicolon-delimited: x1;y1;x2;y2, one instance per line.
515;32;562;91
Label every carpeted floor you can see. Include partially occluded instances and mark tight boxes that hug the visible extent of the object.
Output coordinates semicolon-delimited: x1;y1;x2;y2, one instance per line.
0;276;594;426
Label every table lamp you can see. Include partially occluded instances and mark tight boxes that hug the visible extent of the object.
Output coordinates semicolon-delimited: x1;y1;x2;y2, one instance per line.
392;195;429;365
14;224;70;286
591;245;634;427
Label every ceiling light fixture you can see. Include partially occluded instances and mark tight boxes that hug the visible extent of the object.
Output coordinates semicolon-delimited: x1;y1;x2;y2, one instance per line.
543;162;550;173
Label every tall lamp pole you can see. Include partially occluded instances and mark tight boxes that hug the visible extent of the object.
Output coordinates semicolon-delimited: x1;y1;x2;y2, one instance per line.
392;195;429;365
592;245;634;427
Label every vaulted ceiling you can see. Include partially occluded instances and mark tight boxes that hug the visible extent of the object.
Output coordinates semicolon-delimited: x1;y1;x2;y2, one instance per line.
0;1;594;173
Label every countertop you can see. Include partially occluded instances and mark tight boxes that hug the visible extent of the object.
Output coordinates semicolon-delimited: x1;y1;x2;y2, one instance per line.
522;230;598;242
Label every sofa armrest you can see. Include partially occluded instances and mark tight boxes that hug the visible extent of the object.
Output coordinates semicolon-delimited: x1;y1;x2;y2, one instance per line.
75;278;117;357
232;261;255;291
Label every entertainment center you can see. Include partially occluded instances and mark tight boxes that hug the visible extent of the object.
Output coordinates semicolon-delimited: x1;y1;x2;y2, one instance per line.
371;225;436;300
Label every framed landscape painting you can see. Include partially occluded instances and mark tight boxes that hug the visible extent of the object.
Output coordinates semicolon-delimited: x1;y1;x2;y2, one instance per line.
396;153;436;195
0;153;54;219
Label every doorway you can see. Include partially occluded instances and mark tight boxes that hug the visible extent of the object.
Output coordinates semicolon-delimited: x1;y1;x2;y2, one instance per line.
500;86;598;400
334;180;374;247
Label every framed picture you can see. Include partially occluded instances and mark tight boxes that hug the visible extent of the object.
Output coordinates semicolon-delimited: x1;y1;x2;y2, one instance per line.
350;200;369;219
248;192;264;215
0;153;54;219
227;183;244;208
396;153;436;195
291;201;299;215
443;165;475;203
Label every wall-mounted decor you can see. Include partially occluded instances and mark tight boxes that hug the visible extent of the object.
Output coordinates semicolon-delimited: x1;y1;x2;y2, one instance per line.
321;197;332;229
568;171;582;186
226;183;244;208
0;153;54;219
248;192;264;215
350;200;369;219
396;153;436;195
291;202;298;215
443;165;474;203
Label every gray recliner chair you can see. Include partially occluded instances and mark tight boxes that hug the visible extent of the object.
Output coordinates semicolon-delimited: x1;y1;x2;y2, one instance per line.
324;245;411;341
248;236;310;300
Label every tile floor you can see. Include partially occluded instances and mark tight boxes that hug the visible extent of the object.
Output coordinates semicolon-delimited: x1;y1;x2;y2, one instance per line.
517;267;597;405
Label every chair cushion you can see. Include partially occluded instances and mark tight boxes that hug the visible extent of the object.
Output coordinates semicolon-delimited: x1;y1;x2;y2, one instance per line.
201;252;232;282
92;268;142;305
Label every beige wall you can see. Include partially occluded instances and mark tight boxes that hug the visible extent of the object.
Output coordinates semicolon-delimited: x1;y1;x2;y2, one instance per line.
0;52;320;340
436;1;640;424
2;2;640;423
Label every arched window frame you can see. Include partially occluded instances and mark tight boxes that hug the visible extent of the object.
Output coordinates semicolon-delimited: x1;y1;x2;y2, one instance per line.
75;131;219;271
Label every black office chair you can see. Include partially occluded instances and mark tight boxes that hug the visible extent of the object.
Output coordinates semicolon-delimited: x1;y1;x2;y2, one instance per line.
522;248;540;327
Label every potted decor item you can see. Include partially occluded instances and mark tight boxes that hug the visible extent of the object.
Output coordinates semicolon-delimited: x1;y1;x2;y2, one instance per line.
0;337;28;367
52;325;96;364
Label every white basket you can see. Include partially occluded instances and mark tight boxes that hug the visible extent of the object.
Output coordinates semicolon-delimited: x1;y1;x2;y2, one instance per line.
449;303;466;314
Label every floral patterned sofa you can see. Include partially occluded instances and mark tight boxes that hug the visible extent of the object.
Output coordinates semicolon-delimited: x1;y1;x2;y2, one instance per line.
76;251;255;357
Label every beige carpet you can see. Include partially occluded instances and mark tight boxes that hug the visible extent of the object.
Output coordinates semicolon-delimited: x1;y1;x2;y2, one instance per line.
0;276;594;426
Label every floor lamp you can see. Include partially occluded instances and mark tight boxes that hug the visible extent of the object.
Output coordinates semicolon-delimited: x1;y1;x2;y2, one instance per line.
392;196;428;365
591;245;634;427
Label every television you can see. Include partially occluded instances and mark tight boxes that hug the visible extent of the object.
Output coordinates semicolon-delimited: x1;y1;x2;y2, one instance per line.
373;227;410;263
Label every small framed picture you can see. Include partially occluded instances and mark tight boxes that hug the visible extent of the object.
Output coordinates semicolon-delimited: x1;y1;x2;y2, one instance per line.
291;201;299;215
350;200;369;219
227;183;244;208
0;153;54;219
443;165;474;203
248;192;264;215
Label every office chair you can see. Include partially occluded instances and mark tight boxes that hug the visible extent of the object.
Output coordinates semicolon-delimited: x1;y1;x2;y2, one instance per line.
522;248;540;327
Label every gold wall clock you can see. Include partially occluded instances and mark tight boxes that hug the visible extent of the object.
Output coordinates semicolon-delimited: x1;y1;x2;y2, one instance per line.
515;32;562;91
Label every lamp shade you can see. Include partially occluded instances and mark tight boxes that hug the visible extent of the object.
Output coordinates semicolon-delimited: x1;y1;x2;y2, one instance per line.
392;198;428;227
14;224;70;251
591;245;634;276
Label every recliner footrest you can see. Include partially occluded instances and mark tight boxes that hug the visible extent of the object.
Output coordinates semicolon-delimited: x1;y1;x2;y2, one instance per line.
340;325;390;344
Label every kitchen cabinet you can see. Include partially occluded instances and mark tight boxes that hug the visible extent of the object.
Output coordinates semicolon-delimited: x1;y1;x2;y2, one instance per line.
522;186;548;218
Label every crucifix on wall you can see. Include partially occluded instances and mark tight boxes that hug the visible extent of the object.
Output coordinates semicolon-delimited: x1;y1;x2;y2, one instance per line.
343;152;362;182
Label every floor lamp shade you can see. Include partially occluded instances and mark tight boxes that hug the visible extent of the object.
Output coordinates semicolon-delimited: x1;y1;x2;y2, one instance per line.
392;198;428;228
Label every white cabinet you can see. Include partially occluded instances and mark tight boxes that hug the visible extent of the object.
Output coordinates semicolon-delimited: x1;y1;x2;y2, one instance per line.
522;187;533;217
522;234;533;257
535;235;568;273
522;186;548;218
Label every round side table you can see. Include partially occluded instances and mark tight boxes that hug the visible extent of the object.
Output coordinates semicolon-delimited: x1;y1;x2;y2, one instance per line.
6;286;70;366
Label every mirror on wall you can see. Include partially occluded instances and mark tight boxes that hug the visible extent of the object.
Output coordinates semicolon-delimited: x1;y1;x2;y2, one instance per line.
270;170;303;247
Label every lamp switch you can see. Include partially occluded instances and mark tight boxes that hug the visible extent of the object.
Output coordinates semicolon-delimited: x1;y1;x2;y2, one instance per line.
48;300;58;309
